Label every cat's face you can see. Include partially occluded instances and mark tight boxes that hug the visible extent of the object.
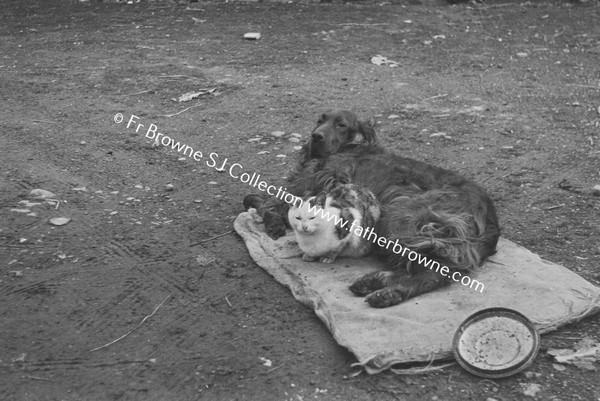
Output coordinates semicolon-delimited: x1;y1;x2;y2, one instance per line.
288;194;332;235
288;200;322;235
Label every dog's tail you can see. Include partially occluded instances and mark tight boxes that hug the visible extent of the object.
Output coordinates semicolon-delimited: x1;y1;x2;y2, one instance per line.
377;189;499;274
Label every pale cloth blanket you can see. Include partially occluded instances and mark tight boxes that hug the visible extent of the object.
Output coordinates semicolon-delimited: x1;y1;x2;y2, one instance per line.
234;210;600;374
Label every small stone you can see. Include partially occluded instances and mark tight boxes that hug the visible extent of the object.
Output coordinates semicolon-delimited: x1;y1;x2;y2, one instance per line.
80;141;87;145
520;383;542;397
275;154;286;158
29;189;57;199
388;114;400;119
208;181;218;185
517;52;529;57
244;32;261;40
293;146;303;151
430;132;451;139
290;133;302;138
11;208;31;214
247;137;262;142
49;217;71;226
553;363;567;371
591;185;600;196
257;151;270;155
165;184;174;191
134;184;144;189
270;131;285;138
288;137;300;143
11;353;26;363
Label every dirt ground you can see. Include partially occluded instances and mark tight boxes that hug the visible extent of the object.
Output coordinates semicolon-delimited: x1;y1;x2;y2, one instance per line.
1;0;600;400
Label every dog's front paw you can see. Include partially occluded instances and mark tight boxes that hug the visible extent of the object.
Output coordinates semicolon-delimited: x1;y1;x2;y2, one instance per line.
263;211;287;240
349;271;393;296
243;194;265;211
365;287;407;308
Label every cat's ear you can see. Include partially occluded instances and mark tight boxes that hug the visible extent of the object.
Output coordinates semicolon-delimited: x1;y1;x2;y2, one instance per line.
314;192;327;207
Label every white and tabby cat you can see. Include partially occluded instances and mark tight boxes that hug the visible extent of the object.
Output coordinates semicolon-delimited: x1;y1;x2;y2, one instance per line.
288;184;380;263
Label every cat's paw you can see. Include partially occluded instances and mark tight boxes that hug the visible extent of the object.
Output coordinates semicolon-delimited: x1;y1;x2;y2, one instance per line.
302;254;317;262
349;271;393;296
319;256;335;264
364;286;408;308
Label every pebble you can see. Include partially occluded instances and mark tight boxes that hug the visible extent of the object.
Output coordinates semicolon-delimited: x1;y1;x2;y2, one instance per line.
257;151;270;155
29;189;57;199
11;208;32;213
520;383;542;397
276;154;286;158
19;200;41;207
165;183;174;191
430;132;451;139
290;133;302;138
293;146;303;151
517;52;529;57
270;131;286;138
49;217;71;226
288;137;301;143
388;114;401;119
592;184;600;196
243;32;261;40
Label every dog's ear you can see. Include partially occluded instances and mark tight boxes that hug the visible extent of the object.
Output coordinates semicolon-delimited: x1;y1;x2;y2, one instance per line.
357;119;378;145
299;143;310;164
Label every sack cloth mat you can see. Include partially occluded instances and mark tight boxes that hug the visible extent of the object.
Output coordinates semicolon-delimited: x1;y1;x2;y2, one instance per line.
234;210;600;374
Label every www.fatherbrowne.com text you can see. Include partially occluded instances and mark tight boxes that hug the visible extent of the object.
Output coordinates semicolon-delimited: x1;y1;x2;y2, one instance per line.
116;113;485;293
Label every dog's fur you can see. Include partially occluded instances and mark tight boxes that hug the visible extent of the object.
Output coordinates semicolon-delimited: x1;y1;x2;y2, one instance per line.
246;110;500;307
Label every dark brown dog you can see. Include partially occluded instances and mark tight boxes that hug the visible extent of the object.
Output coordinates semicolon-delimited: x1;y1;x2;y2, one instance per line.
244;110;500;307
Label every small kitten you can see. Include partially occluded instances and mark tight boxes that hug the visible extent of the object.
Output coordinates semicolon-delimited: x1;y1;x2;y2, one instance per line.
287;184;380;263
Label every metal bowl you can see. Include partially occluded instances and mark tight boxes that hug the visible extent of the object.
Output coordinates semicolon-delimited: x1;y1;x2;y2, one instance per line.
453;307;540;378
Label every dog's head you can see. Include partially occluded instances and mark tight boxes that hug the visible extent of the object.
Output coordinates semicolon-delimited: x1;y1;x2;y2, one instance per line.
305;110;377;160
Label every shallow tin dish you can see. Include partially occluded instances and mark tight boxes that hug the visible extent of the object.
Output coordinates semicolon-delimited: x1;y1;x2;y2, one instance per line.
453;307;540;378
